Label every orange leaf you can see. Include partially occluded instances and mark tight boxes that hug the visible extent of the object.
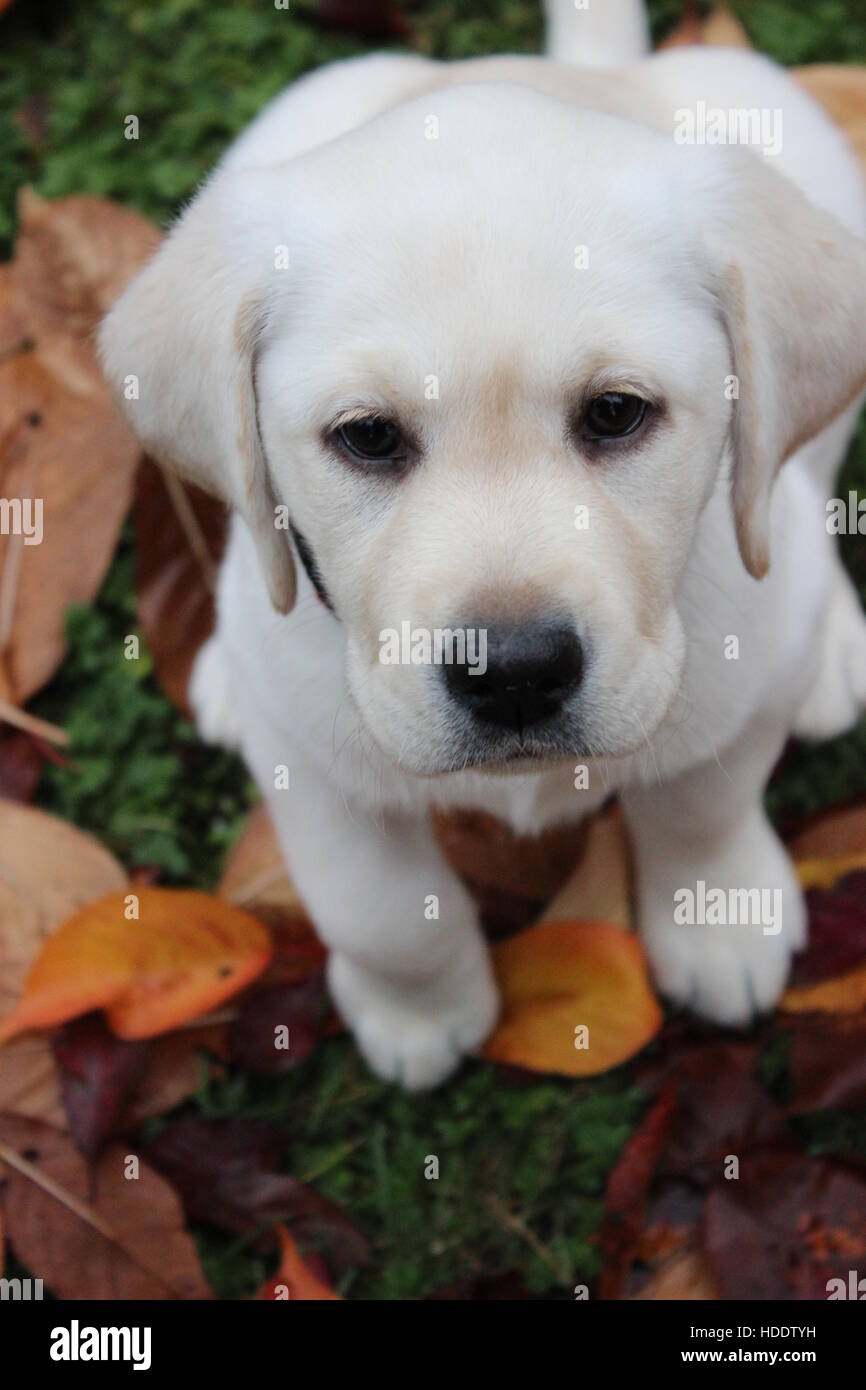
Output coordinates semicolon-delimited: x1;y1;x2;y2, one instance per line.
780;964;866;1017
483;920;662;1077
257;1225;341;1300
0;889;272;1044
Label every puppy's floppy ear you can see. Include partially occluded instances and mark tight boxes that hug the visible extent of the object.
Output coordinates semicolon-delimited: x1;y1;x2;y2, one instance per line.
697;147;866;578
98;171;296;612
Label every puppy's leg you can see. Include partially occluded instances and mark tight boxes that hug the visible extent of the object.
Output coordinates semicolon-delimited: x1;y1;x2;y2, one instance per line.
261;766;498;1090
622;714;807;1026
793;555;866;741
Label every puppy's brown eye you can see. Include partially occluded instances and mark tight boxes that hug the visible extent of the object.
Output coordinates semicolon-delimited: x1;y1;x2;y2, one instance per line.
337;416;404;461
583;392;647;441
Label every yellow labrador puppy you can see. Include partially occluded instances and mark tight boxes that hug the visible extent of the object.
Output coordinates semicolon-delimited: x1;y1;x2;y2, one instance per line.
101;0;866;1088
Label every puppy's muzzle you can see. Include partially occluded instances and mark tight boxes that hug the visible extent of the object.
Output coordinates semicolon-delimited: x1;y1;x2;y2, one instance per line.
442;620;583;733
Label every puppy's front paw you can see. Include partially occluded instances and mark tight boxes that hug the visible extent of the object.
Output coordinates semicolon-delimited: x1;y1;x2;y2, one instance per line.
327;948;499;1091
638;823;807;1027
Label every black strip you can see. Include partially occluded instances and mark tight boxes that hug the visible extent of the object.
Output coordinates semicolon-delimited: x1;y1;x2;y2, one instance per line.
289;522;335;614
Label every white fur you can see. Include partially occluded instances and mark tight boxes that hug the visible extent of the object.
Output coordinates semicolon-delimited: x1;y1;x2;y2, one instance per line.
100;1;866;1088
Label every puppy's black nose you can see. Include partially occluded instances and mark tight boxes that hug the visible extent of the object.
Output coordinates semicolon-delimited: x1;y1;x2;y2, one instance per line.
443;621;582;732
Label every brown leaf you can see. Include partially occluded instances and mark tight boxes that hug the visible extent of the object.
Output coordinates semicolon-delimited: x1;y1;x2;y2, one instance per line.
598;1087;678;1299
220;802;327;984
631;1242;721;1300
787;802;866;861
0;351;138;701
0;800;128;1029
785;1014;866;1115
704;1152;866;1300
135;456;228;714
12;187;160;342
0;802;202;1131
0;191;157;703
228;973;331;1076
53;1015;149;1159
0;1115;211;1298
256;1225;341;1300
540;806;631;928
795;68;866;174
145;1115;368;1267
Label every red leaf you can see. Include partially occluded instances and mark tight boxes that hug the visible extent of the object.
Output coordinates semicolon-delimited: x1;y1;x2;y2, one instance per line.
598;1086;678;1299
704;1153;866;1299
52;1013;149;1158
228;973;331;1076
145;1116;367;1268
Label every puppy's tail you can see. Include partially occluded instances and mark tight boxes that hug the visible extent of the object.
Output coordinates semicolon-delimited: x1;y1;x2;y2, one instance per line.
544;0;650;67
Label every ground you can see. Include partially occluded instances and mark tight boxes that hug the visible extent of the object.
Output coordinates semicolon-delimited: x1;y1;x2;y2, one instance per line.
1;0;865;1298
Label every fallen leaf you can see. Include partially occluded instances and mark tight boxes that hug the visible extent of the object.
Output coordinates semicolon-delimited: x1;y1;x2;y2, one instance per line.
0;1115;211;1299
704;1152;866;1300
658;2;750;50
795;871;866;984
257;1225;340;1300
0;727;45;801
795;67;866;173
482;920;662;1076
701;6;751;48
432;807;588;915
797;855;866;890
658;1042;790;1187
220;801;327;984
313;0;408;39
135;456;228;715
631;1243;721;1300
0;191;156;702
540;806;631;928
785;1014;866;1114
228;973;331;1076
598;1087;678;1299
787;802;866;861
0;799;128;1028
0;888;273;1043
145;1116;367;1267
52;1015;149;1159
780;962;866;1016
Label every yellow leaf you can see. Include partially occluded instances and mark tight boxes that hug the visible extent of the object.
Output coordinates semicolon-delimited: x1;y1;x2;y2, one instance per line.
0;889;272;1044
795;852;866;891
483;920;662;1077
780;964;866;1017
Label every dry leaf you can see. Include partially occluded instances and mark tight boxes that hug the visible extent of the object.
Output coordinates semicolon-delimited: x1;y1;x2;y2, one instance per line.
788;802;866;861
795;67;866;172
0;191;157;703
0;888;273;1044
482;920;662;1077
632;1244;721;1300
0;799;128;1027
540;806;631;928
0;1115;211;1299
780;964;866;1016
257;1225;341;1300
135;456;228;714
701;6;751;48
220;802;327;985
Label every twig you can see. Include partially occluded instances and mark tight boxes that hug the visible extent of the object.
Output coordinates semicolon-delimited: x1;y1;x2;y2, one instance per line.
0;698;69;746
159;466;217;592
0;1139;115;1240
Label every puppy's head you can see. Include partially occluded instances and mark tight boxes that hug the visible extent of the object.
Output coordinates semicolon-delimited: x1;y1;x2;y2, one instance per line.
100;85;866;775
